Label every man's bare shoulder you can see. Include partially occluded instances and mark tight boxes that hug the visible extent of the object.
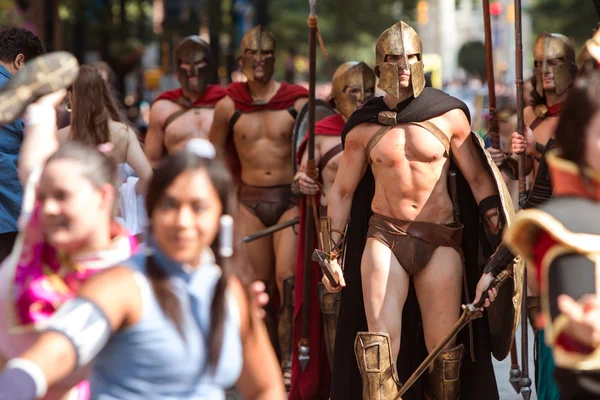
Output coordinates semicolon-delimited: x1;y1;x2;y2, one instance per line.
437;108;471;137
150;99;181;122
215;95;236;116
345;123;380;148
524;105;536;124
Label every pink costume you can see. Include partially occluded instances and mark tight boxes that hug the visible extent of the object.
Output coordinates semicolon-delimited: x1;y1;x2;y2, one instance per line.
0;170;139;400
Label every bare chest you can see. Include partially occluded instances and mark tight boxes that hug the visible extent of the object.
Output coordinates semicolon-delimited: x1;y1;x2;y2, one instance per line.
164;107;215;150
233;110;295;145
368;123;448;167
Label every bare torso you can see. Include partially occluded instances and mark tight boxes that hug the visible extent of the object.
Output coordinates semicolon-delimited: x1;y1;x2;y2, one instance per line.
155;100;215;153
317;135;343;207
234;108;297;186
525;106;559;178
360;115;455;224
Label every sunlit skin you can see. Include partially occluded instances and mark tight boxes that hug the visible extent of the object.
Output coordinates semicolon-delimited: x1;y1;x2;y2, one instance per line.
322;52;499;367
38;160;114;255
151;169;221;266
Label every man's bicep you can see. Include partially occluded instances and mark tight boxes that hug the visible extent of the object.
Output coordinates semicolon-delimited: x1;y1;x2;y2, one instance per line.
334;132;367;194
209;98;233;150
452;134;487;183
145;105;165;164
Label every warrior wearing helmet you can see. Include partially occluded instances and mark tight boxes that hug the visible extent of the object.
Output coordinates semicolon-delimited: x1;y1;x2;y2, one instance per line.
322;21;519;400
288;61;375;400
495;33;576;189
209;26;308;388
146;36;226;163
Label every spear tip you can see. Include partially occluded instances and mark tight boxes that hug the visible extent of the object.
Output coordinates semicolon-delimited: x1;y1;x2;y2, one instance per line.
308;0;317;16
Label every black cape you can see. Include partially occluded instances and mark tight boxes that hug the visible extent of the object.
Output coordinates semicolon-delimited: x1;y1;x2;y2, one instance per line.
330;88;499;400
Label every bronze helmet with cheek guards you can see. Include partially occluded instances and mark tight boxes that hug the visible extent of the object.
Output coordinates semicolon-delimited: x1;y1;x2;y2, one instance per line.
330;62;376;119
239;26;276;83
174;36;215;95
533;32;576;98
375;21;425;99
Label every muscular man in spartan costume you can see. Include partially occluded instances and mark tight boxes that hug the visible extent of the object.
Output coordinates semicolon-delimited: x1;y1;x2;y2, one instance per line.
323;22;519;400
146;36;226;164
491;33;576;198
288;61;376;400
209;26;308;387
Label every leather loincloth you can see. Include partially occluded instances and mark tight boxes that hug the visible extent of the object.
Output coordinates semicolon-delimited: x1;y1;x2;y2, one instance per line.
239;183;299;227
366;213;464;275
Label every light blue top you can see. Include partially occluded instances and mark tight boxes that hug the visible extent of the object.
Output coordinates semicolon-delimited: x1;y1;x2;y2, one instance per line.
0;65;24;234
90;241;243;399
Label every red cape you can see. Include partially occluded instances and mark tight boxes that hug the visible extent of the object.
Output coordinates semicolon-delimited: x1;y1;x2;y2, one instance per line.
289;114;344;400
226;81;308;113
154;85;227;107
289;196;331;400
297;114;346;165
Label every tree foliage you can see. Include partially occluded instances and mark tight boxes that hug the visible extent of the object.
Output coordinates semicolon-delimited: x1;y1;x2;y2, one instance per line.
457;41;486;81
269;0;419;79
529;0;598;48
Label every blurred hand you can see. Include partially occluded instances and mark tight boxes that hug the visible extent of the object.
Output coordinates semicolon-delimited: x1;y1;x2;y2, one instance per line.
558;294;600;349
321;258;345;293
487;147;506;167
473;272;498;311
36;89;67;108
294;171;320;195
249;280;269;319
511;125;535;155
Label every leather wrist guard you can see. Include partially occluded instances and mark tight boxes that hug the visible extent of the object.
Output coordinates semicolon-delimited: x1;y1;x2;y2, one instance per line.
320;216;345;260
482;243;515;276
499;156;519;181
535;141;546;156
479;195;503;249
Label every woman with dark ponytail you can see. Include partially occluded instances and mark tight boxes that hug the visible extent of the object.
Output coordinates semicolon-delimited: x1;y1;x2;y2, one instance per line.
0;136;285;400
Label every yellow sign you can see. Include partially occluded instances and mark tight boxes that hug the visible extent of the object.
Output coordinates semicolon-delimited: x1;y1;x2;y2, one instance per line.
423;53;442;89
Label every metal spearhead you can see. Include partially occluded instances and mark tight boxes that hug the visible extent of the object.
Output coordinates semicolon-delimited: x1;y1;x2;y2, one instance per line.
312;249;340;287
509;368;522;393
521;378;532;400
298;340;310;370
309;0;316;16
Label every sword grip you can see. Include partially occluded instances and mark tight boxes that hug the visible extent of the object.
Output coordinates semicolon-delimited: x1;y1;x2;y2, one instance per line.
473;269;510;309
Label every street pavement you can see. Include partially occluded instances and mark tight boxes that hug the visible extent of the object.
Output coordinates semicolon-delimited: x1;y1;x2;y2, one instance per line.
494;322;538;400
227;321;539;399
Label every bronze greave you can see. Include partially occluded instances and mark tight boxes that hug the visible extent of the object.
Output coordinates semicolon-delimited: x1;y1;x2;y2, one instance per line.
425;344;464;400
261;279;278;353
354;332;401;400
278;277;295;384
318;282;341;368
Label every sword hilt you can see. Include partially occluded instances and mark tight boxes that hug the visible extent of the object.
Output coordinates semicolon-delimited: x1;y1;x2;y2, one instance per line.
473;269;511;309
